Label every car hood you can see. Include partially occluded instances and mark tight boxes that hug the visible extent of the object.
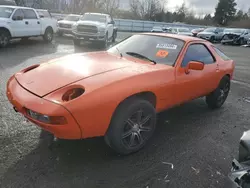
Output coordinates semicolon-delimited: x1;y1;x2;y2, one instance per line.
178;32;192;36
58;20;76;25
14;52;152;97
198;31;214;35
76;20;105;27
0;17;9;23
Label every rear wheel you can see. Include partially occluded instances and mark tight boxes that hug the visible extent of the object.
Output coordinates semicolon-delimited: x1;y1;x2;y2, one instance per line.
0;30;10;48
239;38;245;45
43;27;54;43
105;98;157;155
210;36;215;43
73;39;81;46
206;76;230;109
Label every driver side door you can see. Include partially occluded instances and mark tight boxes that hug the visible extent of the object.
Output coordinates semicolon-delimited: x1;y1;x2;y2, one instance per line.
175;42;220;104
10;9;26;37
107;15;114;39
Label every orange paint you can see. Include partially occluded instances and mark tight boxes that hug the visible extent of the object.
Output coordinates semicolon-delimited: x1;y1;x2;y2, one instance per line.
6;33;235;140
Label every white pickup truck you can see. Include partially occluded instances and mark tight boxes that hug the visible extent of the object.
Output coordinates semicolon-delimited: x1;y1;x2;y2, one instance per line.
57;14;81;36
72;12;118;48
0;5;58;47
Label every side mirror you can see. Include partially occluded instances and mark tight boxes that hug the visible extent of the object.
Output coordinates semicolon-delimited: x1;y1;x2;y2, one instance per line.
185;61;204;74
109;20;115;25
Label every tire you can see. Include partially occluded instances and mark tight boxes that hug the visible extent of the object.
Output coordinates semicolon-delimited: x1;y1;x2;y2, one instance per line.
239;38;245;45
206;76;230;109
210;36;215;43
57;31;63;37
101;33;108;49
105;98;157;155
112;31;117;43
0;30;10;48
73;39;81;46
43;27;54;43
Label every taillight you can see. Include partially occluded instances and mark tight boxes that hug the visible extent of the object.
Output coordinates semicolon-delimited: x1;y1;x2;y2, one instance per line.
62;88;85;102
26;109;67;125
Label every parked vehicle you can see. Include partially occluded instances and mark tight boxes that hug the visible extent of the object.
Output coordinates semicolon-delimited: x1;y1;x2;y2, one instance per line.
0;5;58;47
191;28;205;37
170;27;193;36
221;28;250;45
151;26;164;32
57;14;81;36
197;27;224;42
72;12;118;48
226;130;250;187
6;33;235;155
0;0;16;5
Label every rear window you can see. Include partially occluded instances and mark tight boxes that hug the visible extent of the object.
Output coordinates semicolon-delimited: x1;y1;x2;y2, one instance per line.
37;10;51;18
108;34;185;66
212;46;231;61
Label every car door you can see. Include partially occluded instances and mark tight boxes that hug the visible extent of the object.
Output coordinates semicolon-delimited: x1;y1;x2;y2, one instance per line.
107;15;114;39
10;9;26;37
175;42;220;104
22;9;41;36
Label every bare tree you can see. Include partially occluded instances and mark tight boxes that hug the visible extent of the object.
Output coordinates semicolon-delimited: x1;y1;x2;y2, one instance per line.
101;0;120;15
129;0;140;18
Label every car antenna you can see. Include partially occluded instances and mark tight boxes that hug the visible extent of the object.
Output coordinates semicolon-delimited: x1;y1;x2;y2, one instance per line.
116;47;123;58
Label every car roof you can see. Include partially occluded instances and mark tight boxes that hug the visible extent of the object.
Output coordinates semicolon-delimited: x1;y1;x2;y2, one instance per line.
84;12;109;16
0;5;34;9
141;32;206;42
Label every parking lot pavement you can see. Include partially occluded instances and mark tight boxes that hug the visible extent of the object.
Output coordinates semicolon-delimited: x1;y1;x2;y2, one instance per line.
0;33;250;188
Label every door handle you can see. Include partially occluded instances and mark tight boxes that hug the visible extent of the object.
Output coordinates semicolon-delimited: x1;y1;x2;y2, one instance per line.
37;21;40;24
25;21;29;25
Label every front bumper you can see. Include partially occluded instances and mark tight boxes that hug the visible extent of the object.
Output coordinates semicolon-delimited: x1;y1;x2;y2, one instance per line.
58;27;73;34
72;31;105;41
6;76;82;139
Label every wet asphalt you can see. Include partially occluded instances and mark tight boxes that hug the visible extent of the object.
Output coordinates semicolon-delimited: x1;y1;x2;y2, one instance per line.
0;33;250;188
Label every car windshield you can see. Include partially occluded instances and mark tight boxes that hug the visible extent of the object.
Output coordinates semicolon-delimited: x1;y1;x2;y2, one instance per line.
204;28;216;32
178;28;190;32
80;14;106;23
64;15;80;21
224;29;245;34
108;34;185;66
0;7;14;18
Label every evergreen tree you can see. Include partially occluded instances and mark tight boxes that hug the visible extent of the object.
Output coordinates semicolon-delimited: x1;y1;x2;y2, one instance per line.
214;0;237;25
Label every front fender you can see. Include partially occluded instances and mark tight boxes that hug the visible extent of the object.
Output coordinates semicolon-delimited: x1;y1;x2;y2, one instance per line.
0;24;12;37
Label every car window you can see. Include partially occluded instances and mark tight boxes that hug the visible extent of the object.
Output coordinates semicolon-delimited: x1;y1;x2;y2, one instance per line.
181;44;215;67
212;46;231;61
12;9;24;20
108;34;185;66
37;10;51;18
23;9;37;19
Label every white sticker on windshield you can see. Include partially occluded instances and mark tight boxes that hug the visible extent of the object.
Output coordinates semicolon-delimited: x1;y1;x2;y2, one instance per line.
156;44;177;50
5;9;13;13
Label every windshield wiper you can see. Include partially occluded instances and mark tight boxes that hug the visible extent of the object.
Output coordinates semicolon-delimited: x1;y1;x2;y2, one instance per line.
125;52;156;64
116;47;123;58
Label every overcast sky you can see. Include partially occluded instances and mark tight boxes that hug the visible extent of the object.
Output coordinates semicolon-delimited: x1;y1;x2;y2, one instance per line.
168;0;249;15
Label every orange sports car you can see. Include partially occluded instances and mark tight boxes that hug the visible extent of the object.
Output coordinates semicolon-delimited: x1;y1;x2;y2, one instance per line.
6;33;235;155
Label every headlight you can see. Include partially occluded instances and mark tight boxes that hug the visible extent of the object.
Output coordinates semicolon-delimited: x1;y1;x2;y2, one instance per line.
26;109;67;125
72;24;77;30
62;88;85;102
99;27;105;33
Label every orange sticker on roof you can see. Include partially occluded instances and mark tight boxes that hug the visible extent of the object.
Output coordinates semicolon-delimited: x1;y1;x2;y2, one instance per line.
156;50;169;58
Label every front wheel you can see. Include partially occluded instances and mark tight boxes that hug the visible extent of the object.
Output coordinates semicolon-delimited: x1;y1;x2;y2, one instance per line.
73;39;81;46
0;30;10;48
105;98;157;155
101;33;108;49
206;76;230;109
43;28;54;43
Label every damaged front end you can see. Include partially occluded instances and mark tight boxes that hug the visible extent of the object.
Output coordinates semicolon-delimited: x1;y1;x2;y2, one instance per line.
221;33;244;45
227;130;250;188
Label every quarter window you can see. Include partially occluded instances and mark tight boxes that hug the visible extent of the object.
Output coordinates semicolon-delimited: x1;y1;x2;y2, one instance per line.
212;46;231;61
181;44;215;67
23;9;37;19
